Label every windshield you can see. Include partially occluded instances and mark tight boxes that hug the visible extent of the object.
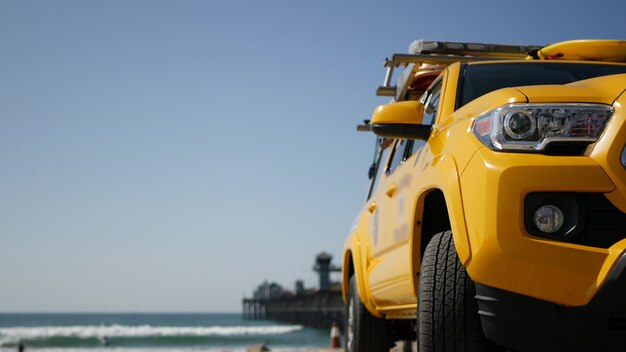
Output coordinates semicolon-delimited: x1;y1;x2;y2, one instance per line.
458;62;626;108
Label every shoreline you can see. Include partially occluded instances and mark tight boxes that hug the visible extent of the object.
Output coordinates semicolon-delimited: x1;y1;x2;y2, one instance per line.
245;340;415;352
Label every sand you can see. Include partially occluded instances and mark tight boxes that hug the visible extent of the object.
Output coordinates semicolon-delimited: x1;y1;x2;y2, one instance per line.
245;340;416;352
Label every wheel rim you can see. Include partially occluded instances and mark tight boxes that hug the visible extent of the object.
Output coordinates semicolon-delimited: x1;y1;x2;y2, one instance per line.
347;297;354;349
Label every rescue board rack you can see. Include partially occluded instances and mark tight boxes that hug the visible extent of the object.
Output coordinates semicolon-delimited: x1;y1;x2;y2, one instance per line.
378;40;542;100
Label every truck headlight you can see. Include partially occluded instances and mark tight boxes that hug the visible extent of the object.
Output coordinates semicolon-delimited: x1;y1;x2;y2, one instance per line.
472;104;613;152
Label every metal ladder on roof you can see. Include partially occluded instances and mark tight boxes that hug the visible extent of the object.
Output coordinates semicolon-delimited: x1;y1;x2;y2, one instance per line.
377;40;542;100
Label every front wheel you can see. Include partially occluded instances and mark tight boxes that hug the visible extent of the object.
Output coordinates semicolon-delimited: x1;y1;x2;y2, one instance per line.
417;231;494;352
345;275;391;352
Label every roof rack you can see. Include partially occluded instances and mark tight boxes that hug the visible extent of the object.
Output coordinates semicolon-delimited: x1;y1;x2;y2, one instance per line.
378;39;542;100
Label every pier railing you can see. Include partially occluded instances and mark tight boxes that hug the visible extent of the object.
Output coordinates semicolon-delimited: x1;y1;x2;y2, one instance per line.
242;289;343;329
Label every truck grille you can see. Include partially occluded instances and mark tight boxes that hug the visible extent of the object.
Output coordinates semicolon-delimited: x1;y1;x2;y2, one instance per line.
574;194;626;248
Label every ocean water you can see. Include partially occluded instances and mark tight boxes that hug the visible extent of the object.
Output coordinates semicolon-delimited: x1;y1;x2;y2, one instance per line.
0;313;333;352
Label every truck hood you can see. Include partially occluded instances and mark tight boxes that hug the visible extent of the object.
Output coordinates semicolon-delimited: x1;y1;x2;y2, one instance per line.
515;73;626;104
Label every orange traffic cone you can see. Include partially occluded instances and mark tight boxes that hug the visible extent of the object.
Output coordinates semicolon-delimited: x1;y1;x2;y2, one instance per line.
330;321;341;348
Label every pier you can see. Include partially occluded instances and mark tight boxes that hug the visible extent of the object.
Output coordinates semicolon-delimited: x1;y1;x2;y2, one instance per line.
242;252;344;329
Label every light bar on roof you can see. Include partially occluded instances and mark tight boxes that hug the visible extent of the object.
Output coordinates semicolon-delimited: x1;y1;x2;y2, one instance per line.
408;39;540;58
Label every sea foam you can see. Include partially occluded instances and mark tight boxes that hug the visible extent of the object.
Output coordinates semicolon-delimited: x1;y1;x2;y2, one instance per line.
0;324;303;343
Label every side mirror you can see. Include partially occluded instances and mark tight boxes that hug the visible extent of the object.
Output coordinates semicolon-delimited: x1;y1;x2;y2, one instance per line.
370;101;431;140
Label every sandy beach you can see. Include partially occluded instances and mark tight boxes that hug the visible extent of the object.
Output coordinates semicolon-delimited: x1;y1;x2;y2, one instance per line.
245;340;416;352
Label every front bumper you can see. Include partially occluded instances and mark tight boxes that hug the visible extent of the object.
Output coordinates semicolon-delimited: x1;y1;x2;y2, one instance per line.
460;147;626;306
476;252;626;351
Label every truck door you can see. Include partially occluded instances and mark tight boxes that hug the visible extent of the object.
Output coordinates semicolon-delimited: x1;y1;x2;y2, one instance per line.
367;139;421;307
364;137;393;260
368;78;443;308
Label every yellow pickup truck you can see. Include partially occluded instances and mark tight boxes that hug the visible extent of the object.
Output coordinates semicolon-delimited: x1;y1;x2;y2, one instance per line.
342;40;626;352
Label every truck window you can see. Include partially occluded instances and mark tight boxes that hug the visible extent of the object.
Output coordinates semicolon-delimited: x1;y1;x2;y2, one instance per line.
458;62;626;108
407;140;425;160
388;140;411;174
367;138;392;200
422;79;442;125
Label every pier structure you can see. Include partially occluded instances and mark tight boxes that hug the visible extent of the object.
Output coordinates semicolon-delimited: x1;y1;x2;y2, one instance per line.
242;298;266;319
242;252;344;329
313;252;342;291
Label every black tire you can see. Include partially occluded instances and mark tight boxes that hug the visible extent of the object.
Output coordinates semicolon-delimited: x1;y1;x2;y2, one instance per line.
417;231;493;352
345;275;391;352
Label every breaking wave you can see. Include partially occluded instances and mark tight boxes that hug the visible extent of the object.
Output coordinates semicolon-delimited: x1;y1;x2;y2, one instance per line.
0;325;303;347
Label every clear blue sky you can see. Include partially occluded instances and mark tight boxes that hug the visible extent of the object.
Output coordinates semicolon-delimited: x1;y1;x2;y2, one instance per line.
2;0;625;312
